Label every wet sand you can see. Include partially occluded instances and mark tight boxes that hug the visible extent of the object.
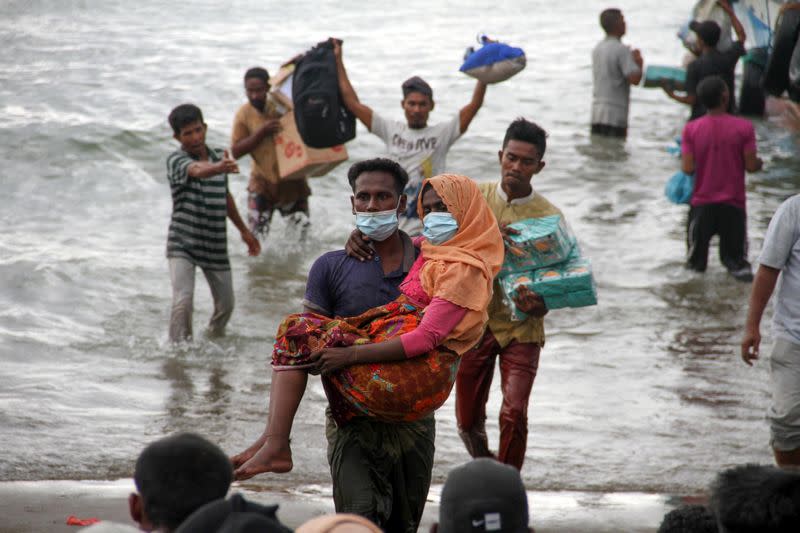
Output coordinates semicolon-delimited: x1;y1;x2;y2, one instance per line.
0;479;682;532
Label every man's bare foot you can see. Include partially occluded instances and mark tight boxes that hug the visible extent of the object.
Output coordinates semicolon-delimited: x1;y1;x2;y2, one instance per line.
230;433;268;468
233;437;293;480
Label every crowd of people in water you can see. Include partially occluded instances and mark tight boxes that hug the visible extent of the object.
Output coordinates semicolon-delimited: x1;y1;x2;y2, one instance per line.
85;3;800;532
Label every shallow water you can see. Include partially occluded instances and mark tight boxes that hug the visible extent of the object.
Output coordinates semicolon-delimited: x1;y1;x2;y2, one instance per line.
2;0;799;496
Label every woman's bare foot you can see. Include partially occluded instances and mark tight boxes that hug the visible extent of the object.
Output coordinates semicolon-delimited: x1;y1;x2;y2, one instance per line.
230;433;268;468
233;437;293;480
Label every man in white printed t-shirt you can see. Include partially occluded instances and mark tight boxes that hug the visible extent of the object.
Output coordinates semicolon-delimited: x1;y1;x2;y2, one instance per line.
333;39;487;235
742;194;800;468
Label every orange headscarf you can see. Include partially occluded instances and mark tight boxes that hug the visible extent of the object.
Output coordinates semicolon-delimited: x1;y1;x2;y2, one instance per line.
416;174;504;354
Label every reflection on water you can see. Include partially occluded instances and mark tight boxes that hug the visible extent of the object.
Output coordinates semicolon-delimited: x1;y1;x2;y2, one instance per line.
575;135;631;162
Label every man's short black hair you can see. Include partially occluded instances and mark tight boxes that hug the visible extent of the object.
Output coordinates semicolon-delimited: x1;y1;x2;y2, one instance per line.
711;463;800;533
401;76;433;100
657;505;718;533
600;8;623;34
168;104;204;136
697;75;728;110
502;117;547;158
244;67;269;84
690;20;722;48
347;158;409;196
134;433;233;531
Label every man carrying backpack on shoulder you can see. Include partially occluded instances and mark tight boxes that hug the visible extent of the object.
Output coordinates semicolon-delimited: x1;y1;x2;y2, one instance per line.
333;39;487;235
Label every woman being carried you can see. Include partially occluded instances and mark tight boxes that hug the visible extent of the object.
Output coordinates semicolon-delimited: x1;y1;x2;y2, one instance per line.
232;172;503;480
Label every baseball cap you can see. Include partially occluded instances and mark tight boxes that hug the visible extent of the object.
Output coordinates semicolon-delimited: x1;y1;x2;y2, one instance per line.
438;458;529;533
401;76;433;99
689;20;721;47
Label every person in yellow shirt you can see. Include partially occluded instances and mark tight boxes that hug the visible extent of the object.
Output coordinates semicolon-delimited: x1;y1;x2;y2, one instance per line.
231;67;311;241
342;118;559;470
456;117;562;470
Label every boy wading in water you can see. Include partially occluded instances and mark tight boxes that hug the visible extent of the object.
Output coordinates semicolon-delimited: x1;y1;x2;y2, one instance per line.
165;104;260;342
680;76;762;281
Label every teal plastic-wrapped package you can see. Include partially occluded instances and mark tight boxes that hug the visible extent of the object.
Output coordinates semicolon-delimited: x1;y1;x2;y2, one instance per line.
499;271;538;321
643;65;686;90
500;214;575;276
499;253;598;320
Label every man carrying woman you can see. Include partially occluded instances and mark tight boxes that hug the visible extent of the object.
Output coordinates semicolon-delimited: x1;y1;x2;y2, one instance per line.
231;160;503;532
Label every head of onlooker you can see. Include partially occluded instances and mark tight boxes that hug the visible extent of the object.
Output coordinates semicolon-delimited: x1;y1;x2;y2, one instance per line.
689;20;721;53
174;493;291;533
711;463;800;533
295;513;383;532
347;158;409;242
499;118;547;197
697;75;729;114
600;8;626;38
168;103;207;158
244;66;270;112
401;75;434;129
431;458;533;533
657;505;718;533
129;433;233;532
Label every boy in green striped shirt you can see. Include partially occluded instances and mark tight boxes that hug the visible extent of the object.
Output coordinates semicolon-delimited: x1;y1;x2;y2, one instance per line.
166;104;260;342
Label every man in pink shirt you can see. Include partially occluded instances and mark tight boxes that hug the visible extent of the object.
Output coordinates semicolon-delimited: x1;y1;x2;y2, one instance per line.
681;75;763;282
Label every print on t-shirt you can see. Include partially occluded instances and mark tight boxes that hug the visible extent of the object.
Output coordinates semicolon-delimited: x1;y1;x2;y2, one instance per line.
371;112;462;219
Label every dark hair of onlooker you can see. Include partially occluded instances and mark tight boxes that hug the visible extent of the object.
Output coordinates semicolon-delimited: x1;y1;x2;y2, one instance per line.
600;8;623;34
697;75;728;110
347;158;409;196
168;104;204;136
244;67;269;84
711;463;800;533
657;505;718;533
502;117;548;157
134;433;233;531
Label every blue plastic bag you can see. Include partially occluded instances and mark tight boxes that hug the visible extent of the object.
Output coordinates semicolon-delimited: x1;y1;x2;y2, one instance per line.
460;37;526;84
665;171;694;204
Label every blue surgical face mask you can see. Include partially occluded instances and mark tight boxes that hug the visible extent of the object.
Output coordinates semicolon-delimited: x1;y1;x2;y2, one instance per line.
355;204;400;242
422;212;459;245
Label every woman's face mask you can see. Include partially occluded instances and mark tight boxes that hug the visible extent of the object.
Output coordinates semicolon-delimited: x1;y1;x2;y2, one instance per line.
355;204;400;242
422;212;459;245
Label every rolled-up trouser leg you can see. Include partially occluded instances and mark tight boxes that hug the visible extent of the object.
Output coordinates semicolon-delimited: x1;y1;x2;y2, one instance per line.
168;257;195;342
456;330;500;458
498;342;540;470
768;338;800;453
203;267;234;337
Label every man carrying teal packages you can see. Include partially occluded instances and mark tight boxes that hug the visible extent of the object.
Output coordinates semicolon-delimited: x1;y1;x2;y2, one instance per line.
343;118;565;470
456;118;563;470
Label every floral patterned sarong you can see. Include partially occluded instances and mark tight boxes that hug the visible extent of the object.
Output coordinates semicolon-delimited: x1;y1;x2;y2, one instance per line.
272;295;459;424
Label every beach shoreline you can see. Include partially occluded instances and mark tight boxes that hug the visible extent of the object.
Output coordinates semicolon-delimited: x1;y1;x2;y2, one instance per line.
0;479;681;532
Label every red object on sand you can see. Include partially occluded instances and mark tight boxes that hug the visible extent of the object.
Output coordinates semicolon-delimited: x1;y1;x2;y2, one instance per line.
66;515;101;526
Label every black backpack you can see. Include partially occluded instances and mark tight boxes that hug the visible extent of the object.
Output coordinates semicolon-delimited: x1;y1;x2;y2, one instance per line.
292;40;356;148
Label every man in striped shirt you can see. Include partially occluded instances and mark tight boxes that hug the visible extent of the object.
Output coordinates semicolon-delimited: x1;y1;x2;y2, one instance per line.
166;104;261;342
